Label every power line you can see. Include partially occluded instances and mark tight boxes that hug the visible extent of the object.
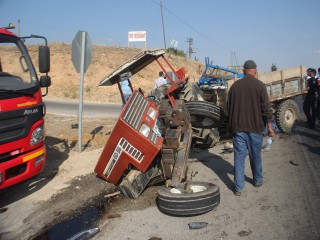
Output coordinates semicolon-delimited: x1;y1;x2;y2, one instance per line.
148;0;230;52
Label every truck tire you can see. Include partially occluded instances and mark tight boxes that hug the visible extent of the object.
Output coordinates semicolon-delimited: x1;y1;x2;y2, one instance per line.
275;99;299;133
179;82;204;101
157;181;220;216
185;101;225;129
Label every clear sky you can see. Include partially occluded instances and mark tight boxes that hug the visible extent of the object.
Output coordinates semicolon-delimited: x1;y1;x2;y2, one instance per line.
1;0;319;72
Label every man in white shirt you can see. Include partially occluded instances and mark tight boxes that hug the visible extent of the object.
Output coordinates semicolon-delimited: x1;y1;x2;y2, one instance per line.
154;71;167;89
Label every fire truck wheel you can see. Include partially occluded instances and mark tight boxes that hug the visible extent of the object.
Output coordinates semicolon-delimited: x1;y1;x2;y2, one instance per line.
186;101;225;129
157;181;220;216
275;99;299;133
179;82;204;101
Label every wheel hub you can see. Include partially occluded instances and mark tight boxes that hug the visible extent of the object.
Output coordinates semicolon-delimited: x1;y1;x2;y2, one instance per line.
170;185;207;194
285;108;295;125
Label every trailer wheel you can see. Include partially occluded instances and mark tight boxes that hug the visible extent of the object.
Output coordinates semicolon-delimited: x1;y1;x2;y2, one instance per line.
275;99;299;133
157;181;220;216
185;101;225;129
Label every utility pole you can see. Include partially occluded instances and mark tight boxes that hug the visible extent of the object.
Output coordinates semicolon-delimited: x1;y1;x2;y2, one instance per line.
160;1;166;49
18;19;20;37
186;37;194;59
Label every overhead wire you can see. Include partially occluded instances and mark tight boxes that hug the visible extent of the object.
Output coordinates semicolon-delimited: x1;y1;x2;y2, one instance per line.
148;0;230;53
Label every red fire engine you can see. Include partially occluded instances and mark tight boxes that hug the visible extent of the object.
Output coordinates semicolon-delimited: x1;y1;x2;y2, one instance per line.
0;23;51;189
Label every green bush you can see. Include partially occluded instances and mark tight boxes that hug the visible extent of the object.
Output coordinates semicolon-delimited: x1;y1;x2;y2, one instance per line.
166;47;186;58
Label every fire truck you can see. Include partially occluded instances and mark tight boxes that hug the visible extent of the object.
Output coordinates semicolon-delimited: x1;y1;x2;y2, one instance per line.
0;23;51;190
95;49;221;216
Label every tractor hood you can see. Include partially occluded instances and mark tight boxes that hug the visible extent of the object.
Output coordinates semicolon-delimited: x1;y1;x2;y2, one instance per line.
99;49;166;86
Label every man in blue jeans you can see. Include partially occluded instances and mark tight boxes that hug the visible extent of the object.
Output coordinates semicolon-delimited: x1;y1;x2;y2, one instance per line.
227;60;275;196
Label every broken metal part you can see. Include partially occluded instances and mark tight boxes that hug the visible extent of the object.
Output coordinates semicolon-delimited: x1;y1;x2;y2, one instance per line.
188;222;208;230
171;125;192;186
119;165;159;199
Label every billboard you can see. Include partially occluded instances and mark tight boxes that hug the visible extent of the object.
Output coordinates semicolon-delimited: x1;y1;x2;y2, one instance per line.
128;31;146;42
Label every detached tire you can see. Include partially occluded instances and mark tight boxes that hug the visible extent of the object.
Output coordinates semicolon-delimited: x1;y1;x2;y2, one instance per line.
275;99;299;133
157;182;220;216
186;101;225;128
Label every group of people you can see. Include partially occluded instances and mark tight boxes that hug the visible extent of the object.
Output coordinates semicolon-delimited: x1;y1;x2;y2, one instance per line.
303;67;320;129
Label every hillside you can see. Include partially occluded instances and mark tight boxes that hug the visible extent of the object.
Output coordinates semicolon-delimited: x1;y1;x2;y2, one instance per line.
26;43;205;103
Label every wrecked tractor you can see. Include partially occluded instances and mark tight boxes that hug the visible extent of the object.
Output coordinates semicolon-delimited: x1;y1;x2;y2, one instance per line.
94;49;221;216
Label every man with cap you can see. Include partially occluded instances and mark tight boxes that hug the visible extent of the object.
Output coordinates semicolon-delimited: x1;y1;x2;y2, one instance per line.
227;60;275;196
154;71;167;89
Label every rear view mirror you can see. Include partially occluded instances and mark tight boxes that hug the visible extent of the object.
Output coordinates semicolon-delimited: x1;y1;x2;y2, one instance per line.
40;75;51;87
39;46;50;73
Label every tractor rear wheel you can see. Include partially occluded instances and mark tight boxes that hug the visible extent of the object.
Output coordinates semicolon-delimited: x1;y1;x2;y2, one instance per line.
179;82;204;101
185;101;225;129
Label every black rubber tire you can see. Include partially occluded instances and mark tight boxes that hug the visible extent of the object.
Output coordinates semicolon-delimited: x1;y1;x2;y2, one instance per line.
275;99;299;133
185;101;225;129
157;181;220;216
179;82;204;101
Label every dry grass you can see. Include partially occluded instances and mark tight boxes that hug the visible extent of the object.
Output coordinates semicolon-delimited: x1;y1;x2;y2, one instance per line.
22;43;205;103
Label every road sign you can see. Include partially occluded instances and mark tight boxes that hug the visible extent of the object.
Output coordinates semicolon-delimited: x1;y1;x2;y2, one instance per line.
170;39;178;48
72;31;92;73
71;31;92;153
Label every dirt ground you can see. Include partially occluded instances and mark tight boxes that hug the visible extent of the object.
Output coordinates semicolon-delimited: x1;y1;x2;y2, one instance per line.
0;114;118;239
20;44;204;104
0;113;171;240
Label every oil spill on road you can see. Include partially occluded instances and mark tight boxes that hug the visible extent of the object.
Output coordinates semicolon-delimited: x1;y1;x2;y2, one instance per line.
34;203;106;240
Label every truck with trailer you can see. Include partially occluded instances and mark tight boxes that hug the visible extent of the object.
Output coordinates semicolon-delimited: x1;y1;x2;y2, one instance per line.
0;23;51;190
196;57;307;134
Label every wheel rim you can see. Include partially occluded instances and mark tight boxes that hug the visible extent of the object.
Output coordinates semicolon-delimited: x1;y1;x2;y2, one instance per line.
170;185;207;194
284;108;295;125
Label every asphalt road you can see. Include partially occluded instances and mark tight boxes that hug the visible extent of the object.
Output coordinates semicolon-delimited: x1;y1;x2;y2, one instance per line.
1;97;320;240
95;121;320;240
44;99;122;118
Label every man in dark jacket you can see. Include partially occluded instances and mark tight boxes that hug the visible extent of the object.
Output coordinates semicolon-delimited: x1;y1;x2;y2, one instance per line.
227;60;275;196
303;68;318;128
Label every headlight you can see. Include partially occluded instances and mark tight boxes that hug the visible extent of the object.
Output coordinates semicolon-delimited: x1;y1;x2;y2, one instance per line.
30;125;44;146
139;124;150;137
147;107;157;120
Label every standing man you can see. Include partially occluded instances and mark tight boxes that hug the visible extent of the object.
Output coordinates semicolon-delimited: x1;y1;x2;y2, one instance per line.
227;60;275;196
303;68;318;128
154;71;167;89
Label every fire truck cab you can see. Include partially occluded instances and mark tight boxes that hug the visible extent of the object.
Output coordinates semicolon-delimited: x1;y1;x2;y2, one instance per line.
0;23;51;190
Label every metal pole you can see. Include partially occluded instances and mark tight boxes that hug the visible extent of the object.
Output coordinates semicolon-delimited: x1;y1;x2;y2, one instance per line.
78;31;86;153
18;19;20;37
160;1;166;49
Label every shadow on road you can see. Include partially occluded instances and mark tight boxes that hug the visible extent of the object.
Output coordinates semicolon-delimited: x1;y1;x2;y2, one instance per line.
190;149;253;192
0;136;70;208
295;122;320;157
